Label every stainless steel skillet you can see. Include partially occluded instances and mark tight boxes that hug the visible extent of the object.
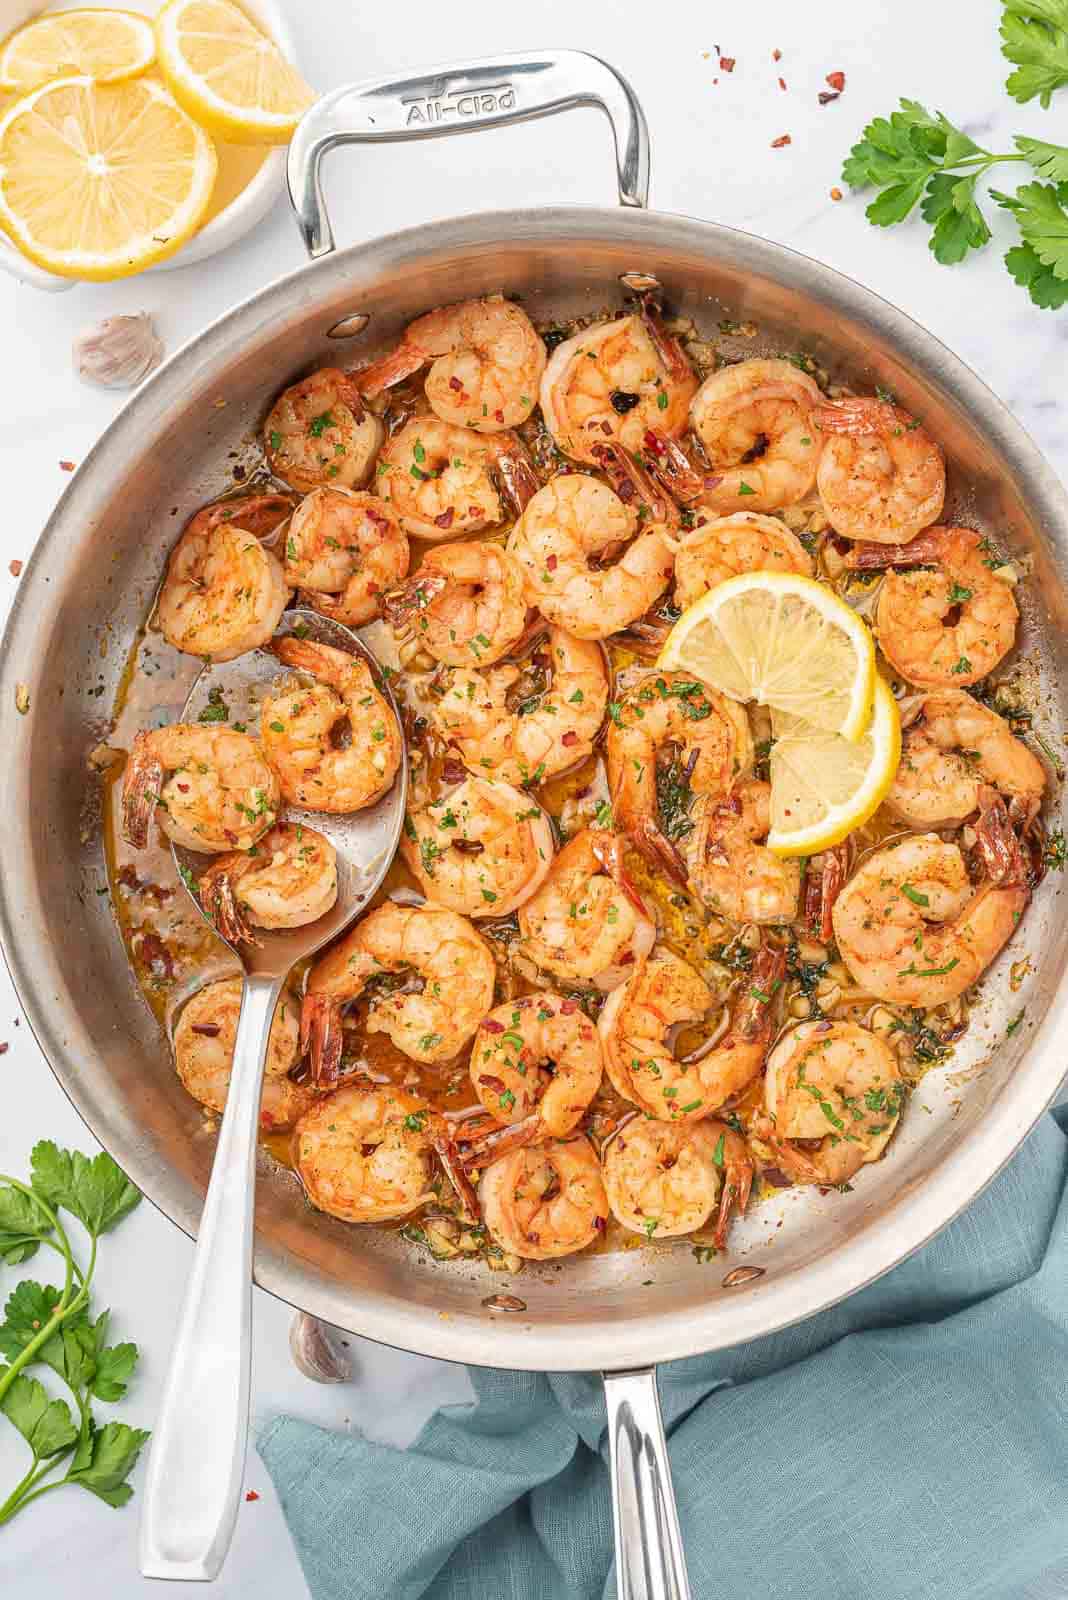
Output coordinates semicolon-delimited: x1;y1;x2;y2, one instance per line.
0;50;1066;1600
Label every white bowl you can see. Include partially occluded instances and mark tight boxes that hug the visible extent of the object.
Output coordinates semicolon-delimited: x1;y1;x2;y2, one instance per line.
0;0;297;291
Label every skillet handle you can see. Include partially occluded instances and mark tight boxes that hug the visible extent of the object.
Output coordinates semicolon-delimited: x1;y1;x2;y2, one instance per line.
287;48;649;258
603;1366;693;1600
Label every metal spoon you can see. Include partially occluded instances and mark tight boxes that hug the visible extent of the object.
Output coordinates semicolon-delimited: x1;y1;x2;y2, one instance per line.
139;609;406;1582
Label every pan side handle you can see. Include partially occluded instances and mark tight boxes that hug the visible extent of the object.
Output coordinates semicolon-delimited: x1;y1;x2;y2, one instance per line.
603;1366;693;1600
286;49;649;259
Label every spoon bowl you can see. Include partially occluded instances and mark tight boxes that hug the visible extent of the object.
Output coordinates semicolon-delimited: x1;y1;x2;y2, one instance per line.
139;607;406;1583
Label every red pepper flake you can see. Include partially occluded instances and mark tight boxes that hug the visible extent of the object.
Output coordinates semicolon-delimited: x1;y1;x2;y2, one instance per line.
448;376;462;392
8;560;22;577
778;77;787;90
434;507;455;529
467;505;481;518
559;999;579;1015
772;48;782;61
442;758;466;784
191;1022;221;1037
561;731;578;747
0;1043;8;1056
481;1018;505;1034
494;409;504;424
59;460;76;472
620;950;636;965
818;91;840;106
245;1490;260;1503
718;55;735;72
830;186;843;202
771;134;791;148
176;782;190;793
826;70;846;91
546;553;558;571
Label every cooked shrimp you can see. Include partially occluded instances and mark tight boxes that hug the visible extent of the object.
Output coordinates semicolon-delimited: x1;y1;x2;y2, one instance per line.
758;1020;904;1186
479;1136;608;1260
358;295;546;432
814;397;945;543
295;1085;447;1223
606;671;753;880
507;474;674;639
832;826;1028;1006
685;780;802;923
887;688;1046;829
173;978;312;1132
602;1117;753;1247
375;418;536;540
689;358;823;512
874;526;1018;688
157;496;291;661
261;638;401;813
265;368;384;495
517;828;656;991
539;312;696;465
196;822;338;945
285;489;408;628
597;944;784;1122
383;540;528;666
673;511;814;609
400;777;554;919
430;626;608;785
302;903;496;1083
467;992;603;1139
122;724;280;853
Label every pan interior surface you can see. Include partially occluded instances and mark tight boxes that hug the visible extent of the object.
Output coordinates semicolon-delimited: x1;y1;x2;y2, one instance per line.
1;208;1065;1370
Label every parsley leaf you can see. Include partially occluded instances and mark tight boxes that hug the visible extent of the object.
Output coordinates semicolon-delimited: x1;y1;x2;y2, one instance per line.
0;1371;78;1459
0;1184;52;1267
67;1421;151;1508
1001;0;1068;107
994;181;1068;303
30;1143;140;1237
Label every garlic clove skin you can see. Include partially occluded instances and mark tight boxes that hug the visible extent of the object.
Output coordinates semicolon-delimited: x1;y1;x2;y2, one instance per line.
289;1312;356;1384
73;313;163;390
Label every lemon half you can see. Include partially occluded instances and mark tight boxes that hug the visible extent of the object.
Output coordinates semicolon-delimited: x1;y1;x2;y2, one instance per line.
0;8;155;92
767;676;901;856
156;0;314;144
0;73;217;280
658;570;876;742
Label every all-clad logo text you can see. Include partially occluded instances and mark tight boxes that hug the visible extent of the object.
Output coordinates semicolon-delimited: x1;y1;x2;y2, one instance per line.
402;83;517;125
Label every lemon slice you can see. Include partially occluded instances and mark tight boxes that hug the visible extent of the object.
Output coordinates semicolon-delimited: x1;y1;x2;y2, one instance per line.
767;676;901;856
156;0;314;144
658;571;876;741
0;74;217;280
0;8;155;92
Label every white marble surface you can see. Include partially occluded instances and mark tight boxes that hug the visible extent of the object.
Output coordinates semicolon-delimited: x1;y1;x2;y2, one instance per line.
1;1;1066;1594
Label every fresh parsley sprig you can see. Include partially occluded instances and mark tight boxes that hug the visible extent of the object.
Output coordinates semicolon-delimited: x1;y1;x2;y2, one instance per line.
1001;0;1068;107
0;1141;148;1529
842;99;1068;308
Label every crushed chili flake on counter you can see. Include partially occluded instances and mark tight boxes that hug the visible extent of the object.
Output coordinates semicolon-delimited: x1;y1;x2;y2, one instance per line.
245;1490;260;1503
819;91;841;105
59;460;75;472
8;559;21;576
831;186;844;201
826;70;846;91
778;76;787;90
719;54;735;72
771;134;792;148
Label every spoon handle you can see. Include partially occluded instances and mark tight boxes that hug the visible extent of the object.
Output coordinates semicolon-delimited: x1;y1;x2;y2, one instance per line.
139;972;283;1582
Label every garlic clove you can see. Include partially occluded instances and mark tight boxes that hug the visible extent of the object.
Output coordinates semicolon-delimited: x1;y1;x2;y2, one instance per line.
288;1312;355;1384
73;313;163;390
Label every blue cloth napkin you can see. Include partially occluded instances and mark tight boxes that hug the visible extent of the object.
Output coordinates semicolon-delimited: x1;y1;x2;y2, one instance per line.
259;1099;1068;1600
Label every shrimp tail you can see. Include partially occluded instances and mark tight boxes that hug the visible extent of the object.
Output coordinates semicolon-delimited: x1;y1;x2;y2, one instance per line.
458;1113;540;1172
713;1161;754;1250
121;733;163;849
590;439;681;530
803;845;849;943
271;634;349;684
433;1136;481;1224
638;292;695;388
198;863;260;947
735;944;786;1041
591;830;652;920
381;569;449;628
356;343;426;398
495;444;539;515
639;430;707;505
301;992;343;1088
813;398;904;437
204;493;295;545
630;815;690;889
974;785;1028;886
845;530;945;570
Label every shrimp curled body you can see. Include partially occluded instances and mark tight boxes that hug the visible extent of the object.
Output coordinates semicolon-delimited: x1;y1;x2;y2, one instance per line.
814;398;945;544
174;978;312;1132
197;822;338;945
690;359;823;513
302;903;496;1083
157;496;291;661
468;992;604;1139
384;540;528;666
265;368;384;495
261;638;402;813
400;777;554;919
286;488;409;628
294;1085;445;1223
875;526;1018;688
517;827;656;992
887;688;1045;829
479;1137;608;1260
121;724;280;853
602;1117;753;1247
674;511;813;609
